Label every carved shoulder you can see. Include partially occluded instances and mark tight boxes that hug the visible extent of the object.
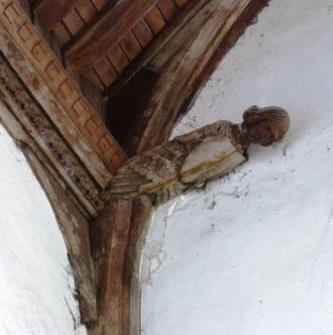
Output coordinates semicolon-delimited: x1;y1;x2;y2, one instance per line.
173;120;233;147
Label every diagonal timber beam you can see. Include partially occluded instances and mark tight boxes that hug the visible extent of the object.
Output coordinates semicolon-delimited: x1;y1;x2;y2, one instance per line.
0;0;126;183
64;0;159;69
132;0;255;152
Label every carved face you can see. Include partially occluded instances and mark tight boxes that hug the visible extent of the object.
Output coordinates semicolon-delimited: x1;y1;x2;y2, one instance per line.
243;106;290;146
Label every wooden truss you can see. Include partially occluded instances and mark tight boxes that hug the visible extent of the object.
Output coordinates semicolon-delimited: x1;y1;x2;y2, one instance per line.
0;0;268;334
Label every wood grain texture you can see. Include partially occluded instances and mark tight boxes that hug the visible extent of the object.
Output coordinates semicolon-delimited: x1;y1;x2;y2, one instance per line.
24;149;98;323
62;6;85;35
120;32;142;61
92;2;263;333
109;0;208;94
65;0;159;69
132;19;154;47
90;199;134;335
0;1;126;177
34;0;80;30
76;0;97;23
0;91;97;323
174;0;190;7
93;56;117;87
0;55;103;215
107;44;130;74
133;0;252;152
144;5;166;33
158;0;178;21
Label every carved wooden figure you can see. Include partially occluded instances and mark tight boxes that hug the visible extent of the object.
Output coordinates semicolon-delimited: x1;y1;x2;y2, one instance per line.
109;106;290;204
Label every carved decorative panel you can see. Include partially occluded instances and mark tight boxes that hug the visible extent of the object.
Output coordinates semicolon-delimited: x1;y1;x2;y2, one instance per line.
0;1;126;181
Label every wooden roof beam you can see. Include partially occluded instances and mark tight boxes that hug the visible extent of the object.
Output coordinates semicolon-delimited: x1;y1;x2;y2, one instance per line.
64;0;159;69
34;0;79;30
108;0;209;95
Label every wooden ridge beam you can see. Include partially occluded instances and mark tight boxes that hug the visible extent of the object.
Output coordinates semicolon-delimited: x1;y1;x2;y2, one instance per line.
64;0;159;69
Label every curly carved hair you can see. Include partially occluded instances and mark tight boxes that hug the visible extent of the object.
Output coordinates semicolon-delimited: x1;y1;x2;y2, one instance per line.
243;105;290;139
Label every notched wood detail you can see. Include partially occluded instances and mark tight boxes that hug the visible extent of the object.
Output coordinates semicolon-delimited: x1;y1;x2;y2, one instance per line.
0;54;103;216
0;0;126;175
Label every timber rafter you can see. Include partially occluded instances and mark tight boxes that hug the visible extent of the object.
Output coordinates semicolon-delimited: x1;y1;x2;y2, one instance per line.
33;0;81;30
0;0;126;176
94;1;269;335
65;0;160;69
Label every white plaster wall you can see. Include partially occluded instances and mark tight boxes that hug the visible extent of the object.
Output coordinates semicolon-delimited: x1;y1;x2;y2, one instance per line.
0;124;86;334
142;0;333;334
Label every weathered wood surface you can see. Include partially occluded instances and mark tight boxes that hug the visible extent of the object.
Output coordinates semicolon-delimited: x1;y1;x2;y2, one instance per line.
92;1;265;335
0;98;97;323
0;54;103;216
109;0;208;95
90;199;134;335
89;196;153;335
132;0;252;152
0;1;269;334
65;0;159;69
25;149;98;323
0;1;126;178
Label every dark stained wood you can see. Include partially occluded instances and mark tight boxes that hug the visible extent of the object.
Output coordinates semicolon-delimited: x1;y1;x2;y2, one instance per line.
34;0;80;30
62;7;85;35
91;0;109;11
120;32;142;61
53;21;72;45
132;19;154;47
84;68;105;90
76;0;98;23
48;30;64;62
145;6;166;33
65;0;160;69
106;68;159;152
107;45;130;75
93;56;117;87
108;0;208;94
158;0;178;21
174;0;190;8
80;75;105;119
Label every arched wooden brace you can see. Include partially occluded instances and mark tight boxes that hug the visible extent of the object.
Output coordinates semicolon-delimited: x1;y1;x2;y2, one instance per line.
89;1;269;334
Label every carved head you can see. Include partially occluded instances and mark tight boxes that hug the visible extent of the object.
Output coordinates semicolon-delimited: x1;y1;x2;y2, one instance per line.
242;105;290;146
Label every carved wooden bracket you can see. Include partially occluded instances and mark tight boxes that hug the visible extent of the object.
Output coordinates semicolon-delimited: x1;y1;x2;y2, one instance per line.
91;1;269;334
0;0;126;325
0;0;269;333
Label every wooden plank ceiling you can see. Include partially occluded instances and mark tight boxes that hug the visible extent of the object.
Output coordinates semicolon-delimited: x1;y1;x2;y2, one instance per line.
32;0;191;89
